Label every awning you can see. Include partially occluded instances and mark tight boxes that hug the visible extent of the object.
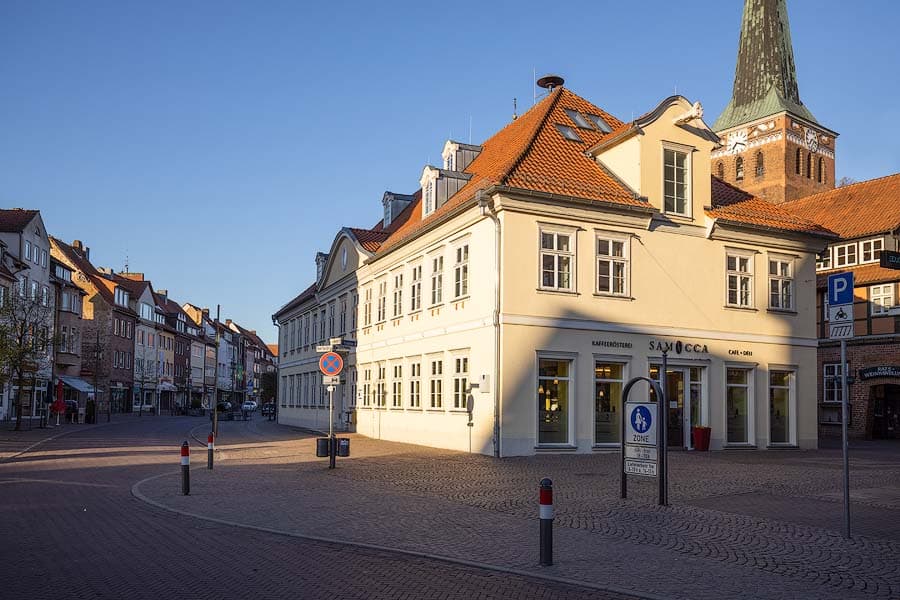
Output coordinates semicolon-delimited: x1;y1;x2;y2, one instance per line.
60;376;95;394
158;382;178;392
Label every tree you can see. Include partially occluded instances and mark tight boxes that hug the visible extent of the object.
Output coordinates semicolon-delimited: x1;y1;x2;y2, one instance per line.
133;343;157;417
0;289;58;431
837;176;857;187
260;371;277;404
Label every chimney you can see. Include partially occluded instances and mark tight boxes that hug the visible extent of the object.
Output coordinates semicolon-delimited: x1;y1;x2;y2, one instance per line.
85;246;90;260
225;319;232;327
120;272;144;281
202;307;210;317
157;289;168;302
73;240;83;251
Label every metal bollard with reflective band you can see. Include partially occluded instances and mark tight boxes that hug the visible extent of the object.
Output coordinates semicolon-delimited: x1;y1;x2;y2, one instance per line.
181;441;190;496
539;478;553;566
207;432;215;470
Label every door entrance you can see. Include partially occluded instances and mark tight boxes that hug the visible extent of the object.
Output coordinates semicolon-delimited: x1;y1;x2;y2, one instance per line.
649;365;702;448
873;385;900;440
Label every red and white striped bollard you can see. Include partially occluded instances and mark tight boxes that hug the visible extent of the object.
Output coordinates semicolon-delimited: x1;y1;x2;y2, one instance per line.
207;432;214;470
539;478;553;566
181;441;190;496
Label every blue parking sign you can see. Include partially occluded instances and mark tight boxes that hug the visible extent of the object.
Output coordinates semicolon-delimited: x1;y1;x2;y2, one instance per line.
827;272;854;306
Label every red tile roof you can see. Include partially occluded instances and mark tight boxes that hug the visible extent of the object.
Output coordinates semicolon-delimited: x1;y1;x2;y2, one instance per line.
0;209;39;233
375;87;646;256
50;237;138;316
781;173;900;239
816;263;899;289
348;228;391;253
708;177;836;237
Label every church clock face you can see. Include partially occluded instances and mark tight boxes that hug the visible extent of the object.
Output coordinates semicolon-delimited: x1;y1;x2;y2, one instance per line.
727;129;748;154
805;128;819;153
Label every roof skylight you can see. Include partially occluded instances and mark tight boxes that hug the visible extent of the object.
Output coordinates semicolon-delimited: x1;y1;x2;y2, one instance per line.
587;114;613;133
564;109;593;130
555;124;582;142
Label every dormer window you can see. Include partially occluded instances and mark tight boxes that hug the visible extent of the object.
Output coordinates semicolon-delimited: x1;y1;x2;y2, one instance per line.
425;181;434;214
114;287;129;307
441;140;481;173
444;153;455;171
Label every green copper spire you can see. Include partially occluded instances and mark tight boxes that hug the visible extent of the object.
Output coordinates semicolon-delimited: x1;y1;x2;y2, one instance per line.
713;0;818;131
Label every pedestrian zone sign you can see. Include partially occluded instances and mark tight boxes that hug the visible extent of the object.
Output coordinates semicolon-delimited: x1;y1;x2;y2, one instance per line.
625;403;657;446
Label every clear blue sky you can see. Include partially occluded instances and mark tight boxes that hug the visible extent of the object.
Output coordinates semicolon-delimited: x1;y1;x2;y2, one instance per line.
2;1;898;343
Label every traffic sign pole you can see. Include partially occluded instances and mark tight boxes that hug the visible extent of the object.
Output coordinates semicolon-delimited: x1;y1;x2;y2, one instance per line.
841;339;850;539
659;350;668;507
328;385;336;469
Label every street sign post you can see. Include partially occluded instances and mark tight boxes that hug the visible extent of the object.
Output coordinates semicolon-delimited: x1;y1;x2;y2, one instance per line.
620;351;668;506
318;352;344;469
827;271;854;539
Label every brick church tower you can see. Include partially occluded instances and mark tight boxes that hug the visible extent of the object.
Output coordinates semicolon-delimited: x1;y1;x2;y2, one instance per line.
712;0;837;204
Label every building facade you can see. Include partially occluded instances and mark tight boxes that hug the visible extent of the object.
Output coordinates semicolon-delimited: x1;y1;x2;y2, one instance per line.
785;175;900;439
275;87;833;455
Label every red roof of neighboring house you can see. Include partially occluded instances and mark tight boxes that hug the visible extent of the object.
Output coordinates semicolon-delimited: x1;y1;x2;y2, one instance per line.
266;344;278;356
781;173;900;239
816;263;899;289
709;177;836;237
348;228;391;253
50;237;138;316
0;209;40;233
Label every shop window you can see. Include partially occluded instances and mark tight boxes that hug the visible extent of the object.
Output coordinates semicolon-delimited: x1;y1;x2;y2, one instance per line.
769;370;793;444
594;363;625;444
537;358;571;445
726;367;752;444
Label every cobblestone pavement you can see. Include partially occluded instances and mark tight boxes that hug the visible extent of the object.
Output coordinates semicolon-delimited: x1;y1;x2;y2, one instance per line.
137;420;900;600
0;414;126;461
0;416;641;600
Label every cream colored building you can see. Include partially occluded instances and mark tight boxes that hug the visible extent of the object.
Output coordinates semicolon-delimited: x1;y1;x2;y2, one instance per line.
274;88;834;455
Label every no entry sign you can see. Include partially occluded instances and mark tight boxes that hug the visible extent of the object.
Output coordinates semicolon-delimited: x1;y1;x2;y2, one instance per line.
318;352;344;376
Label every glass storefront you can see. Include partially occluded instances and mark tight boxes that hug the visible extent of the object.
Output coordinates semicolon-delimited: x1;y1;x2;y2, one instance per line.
726;368;750;444
769;371;791;444
594;363;624;444
537;359;570;445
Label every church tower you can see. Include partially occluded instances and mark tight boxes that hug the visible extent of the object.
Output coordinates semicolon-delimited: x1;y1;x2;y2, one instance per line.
712;0;837;204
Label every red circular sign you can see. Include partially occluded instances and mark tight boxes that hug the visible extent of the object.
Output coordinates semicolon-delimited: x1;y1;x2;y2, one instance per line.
319;352;344;376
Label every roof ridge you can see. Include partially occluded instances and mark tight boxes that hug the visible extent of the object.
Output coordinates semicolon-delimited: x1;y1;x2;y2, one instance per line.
782;171;900;205
498;87;564;187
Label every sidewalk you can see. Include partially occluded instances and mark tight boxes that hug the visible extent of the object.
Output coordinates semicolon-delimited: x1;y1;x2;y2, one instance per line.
135;420;900;600
0;413;130;461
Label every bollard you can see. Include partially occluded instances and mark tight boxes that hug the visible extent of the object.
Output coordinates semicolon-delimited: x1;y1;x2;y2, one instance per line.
329;433;336;469
181;441;190;496
539;478;553;566
207;432;215;470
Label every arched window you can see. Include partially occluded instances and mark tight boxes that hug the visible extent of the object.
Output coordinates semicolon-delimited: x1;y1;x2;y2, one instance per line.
806;152;812;179
736;157;744;181
795;148;802;175
716;161;724;179
818;157;825;184
755;152;765;176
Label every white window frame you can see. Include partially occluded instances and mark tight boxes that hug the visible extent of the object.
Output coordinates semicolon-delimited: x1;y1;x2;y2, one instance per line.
391;363;403;408
768;256;794;311
452;355;469;410
376;280;387;323
409;361;421;409
767;367;797;446
725;250;755;308
595;233;629;297
363;287;373;326
823;363;844;403
662;143;693;217
453;244;469;299
538;226;576;292
860;239;884;264
536;352;576;447
361;368;372;407
870;284;894;315
410;264;422;312
430;254;444;306
724;365;755;446
833;243;857;268
392;272;403;318
428;357;443;409
815;248;832;271
376;364;386;407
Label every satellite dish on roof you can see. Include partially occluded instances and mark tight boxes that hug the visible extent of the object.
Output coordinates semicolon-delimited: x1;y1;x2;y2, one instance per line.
536;74;565;91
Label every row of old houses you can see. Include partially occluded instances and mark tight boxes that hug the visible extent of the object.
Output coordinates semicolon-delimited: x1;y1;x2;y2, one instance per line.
0;209;276;423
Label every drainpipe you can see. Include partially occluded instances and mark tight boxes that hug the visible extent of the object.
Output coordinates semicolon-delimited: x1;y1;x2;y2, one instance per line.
477;190;502;458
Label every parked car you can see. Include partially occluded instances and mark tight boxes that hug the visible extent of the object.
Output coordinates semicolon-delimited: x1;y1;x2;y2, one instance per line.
241;401;255;412
261;403;275;416
216;401;232;412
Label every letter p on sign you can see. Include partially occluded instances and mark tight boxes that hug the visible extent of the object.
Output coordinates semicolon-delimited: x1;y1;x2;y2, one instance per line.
828;272;854;306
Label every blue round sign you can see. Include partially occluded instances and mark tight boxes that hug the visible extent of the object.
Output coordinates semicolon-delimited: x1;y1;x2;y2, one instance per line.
630;405;652;434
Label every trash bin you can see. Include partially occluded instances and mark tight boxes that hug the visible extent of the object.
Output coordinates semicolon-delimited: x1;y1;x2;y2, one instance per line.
692;426;711;451
337;438;350;457
315;438;331;457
